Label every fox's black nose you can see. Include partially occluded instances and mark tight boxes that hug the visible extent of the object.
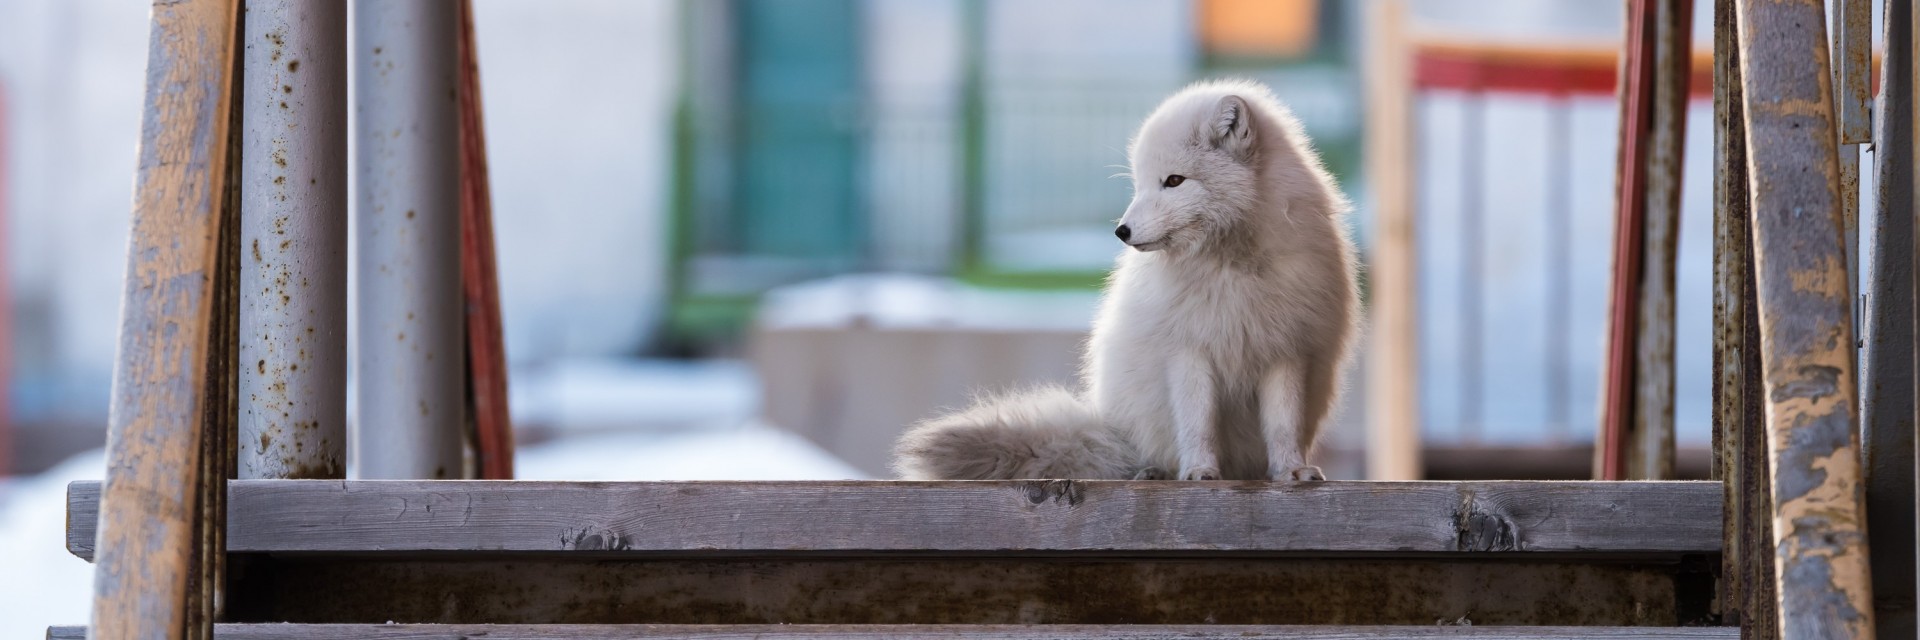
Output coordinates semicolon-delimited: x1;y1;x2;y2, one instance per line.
1115;224;1132;243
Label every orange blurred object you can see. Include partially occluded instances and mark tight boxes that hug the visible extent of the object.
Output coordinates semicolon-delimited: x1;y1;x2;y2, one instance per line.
1199;0;1319;58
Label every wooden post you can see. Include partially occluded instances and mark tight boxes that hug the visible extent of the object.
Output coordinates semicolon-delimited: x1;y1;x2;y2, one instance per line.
90;0;241;637
1735;0;1878;635
1361;0;1420;480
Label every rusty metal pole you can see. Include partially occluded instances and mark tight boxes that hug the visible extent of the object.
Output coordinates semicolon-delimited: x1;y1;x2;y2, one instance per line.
1715;0;1779;632
1735;0;1879;636
352;0;465;479
1601;0;1687;480
238;0;347;480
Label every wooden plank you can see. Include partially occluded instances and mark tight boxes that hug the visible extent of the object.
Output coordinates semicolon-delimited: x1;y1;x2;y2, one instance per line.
220;557;1712;626
66;480;1723;560
1735;0;1878;636
1361;0;1421;480
91;0;241;638
46;624;1743;640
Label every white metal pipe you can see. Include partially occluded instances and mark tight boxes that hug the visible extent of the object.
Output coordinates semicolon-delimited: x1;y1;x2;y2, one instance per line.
240;0;347;479
352;0;465;479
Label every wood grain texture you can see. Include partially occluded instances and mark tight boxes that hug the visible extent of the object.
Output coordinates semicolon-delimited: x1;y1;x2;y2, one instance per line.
45;624;1741;640
66;480;1722;560
91;0;240;637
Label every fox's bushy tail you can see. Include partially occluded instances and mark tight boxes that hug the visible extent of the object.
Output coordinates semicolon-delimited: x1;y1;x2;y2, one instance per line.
892;385;1140;480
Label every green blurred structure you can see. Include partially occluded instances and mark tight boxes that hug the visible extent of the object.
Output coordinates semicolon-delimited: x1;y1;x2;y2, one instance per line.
665;0;1360;351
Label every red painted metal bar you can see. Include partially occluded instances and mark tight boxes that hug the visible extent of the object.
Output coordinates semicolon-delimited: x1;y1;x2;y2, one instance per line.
456;0;513;480
1413;41;1711;97
1600;0;1658;481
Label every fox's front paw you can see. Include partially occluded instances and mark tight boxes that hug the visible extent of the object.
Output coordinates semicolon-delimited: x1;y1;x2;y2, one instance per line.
1279;465;1325;482
1180;466;1222;481
1132;466;1169;480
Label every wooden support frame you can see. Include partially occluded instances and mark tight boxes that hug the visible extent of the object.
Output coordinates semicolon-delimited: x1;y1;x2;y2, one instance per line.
91;0;242;637
1734;0;1879;635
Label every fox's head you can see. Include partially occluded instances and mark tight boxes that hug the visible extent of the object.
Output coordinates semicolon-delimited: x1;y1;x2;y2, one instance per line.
1115;84;1271;253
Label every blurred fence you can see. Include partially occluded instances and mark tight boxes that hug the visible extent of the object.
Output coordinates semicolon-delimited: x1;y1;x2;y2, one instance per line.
1407;40;1714;446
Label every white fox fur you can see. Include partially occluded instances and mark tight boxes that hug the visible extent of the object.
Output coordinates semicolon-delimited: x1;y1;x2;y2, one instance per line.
893;79;1360;481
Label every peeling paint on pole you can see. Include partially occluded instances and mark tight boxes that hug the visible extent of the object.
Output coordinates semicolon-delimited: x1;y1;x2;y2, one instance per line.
1735;0;1878;636
239;0;346;480
352;0;465;479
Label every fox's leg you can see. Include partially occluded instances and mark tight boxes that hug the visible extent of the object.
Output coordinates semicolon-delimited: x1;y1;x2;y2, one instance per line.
1260;359;1323;481
1168;349;1221;480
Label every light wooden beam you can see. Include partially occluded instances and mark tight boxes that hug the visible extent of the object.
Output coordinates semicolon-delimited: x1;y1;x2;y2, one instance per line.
1361;0;1420;480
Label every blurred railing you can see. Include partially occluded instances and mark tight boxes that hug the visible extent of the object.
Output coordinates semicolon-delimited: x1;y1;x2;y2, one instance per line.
1406;40;1711;446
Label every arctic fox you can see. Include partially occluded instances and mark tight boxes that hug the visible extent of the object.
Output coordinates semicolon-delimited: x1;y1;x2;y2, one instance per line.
893;80;1359;481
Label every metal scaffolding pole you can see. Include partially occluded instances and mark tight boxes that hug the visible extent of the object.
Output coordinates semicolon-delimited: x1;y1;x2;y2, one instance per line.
239;0;347;480
352;0;464;479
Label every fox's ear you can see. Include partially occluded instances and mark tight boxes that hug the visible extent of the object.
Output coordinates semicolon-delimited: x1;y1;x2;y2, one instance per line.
1209;95;1255;160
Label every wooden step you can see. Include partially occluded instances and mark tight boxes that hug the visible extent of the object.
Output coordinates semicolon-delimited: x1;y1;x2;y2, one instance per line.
46;624;1741;639
62;480;1724;627
65;480;1722;560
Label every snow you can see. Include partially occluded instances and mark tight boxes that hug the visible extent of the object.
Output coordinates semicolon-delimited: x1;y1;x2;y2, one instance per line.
757;273;1101;332
0;449;104;638
510;357;759;434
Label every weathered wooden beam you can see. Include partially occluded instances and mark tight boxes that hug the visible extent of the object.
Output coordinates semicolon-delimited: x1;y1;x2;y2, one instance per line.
45;624;1743;640
92;0;242;637
1735;0;1879;636
66;480;1722;560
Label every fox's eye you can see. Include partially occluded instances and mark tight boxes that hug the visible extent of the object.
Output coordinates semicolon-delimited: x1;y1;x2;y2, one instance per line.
1161;175;1186;188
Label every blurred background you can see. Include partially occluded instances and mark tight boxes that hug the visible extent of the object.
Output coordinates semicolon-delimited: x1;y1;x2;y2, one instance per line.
0;0;1767;633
